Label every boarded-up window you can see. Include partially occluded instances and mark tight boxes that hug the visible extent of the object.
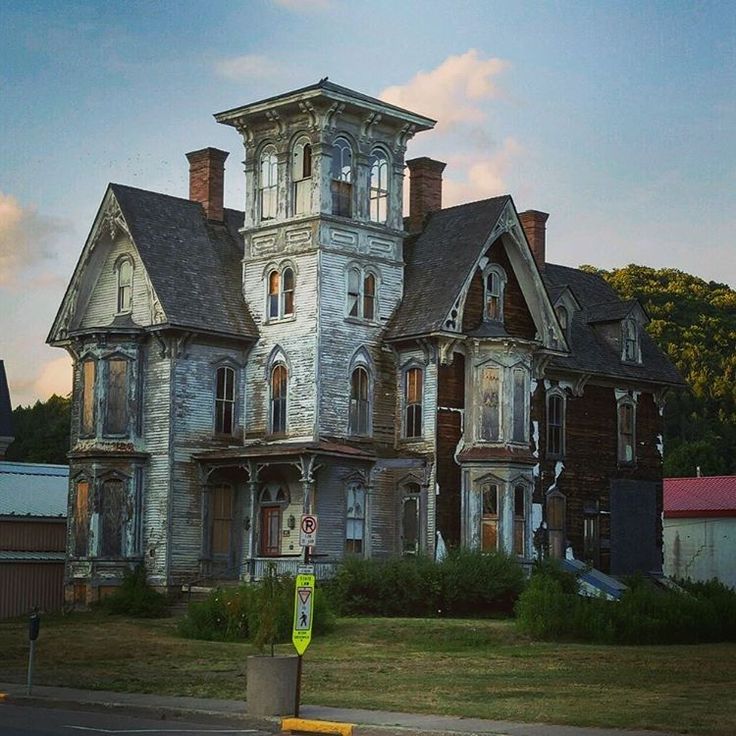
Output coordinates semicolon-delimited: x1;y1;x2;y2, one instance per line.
481;482;499;551
74;480;90;557
618;400;635;464
349;367;370;436
346;482;366;554
547;392;564;457
105;359;129;435
480;366;500;441
404;367;423;438
270;364;287;434
401;483;420;555
547;490;566;560
512;369;526;442
100;479;127;557
211;484;233;557
513;485;526;556
215;366;235;435
81;360;96;435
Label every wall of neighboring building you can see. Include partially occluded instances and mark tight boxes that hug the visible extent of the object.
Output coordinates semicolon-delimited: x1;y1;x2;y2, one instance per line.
664;516;736;588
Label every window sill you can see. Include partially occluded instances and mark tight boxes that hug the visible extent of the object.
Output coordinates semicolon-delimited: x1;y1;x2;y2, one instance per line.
101;432;131;440
265;315;296;326
344;316;379;327
400;435;425;443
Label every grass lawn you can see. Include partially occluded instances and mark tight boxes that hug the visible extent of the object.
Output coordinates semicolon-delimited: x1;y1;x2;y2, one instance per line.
1;612;734;735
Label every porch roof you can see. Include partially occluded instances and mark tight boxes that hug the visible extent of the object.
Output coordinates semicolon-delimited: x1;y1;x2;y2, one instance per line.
193;439;376;463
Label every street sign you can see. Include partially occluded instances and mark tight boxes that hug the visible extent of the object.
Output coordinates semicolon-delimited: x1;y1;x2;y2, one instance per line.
292;573;315;656
296;564;315;575
299;514;318;547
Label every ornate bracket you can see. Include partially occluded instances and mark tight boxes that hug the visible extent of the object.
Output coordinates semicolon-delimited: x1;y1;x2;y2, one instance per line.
360;112;382;142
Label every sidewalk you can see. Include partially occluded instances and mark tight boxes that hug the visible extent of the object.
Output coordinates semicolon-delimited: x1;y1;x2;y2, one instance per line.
0;681;677;736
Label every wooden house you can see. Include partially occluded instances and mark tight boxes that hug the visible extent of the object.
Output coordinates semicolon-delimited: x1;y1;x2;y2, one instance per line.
47;81;684;601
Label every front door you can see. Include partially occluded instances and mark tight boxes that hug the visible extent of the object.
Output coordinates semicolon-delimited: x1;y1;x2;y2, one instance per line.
260;506;281;556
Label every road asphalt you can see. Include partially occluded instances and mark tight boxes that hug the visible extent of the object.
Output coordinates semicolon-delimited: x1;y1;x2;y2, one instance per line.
0;682;678;736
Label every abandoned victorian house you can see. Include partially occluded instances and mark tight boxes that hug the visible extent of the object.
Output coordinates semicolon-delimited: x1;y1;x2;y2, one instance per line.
48;81;684;601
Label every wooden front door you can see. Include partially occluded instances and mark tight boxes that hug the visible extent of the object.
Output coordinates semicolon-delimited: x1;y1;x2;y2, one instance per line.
260;506;281;556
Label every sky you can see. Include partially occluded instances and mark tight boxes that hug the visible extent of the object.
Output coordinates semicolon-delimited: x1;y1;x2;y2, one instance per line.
1;0;734;408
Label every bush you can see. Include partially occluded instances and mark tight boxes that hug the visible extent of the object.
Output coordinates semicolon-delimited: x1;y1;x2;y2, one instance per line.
331;551;524;618
514;563;736;644
99;564;169;618
177;574;335;644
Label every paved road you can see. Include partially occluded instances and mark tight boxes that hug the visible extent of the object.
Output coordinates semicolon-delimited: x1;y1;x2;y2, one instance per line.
0;704;271;736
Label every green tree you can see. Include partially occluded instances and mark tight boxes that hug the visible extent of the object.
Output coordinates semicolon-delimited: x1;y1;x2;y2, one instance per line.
5;394;71;464
581;264;736;476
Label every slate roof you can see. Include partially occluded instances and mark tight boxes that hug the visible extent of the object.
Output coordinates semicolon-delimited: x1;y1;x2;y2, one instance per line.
109;185;257;340
0;462;68;518
585;299;642;324
387;196;510;339
664;476;736;517
543;264;684;386
0;361;12;438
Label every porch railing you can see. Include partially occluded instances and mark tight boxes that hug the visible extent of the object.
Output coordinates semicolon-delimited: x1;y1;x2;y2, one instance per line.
248;556;339;581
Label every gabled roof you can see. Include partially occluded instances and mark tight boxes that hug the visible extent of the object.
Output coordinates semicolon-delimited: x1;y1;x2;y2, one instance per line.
110;185;257;339
543;264;684;386
0;361;13;438
387;196;511;339
664;476;736;517
0;462;68;517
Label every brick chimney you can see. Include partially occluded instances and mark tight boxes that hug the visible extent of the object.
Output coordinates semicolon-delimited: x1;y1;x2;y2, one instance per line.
518;210;549;269
186;147;229;222
406;157;446;232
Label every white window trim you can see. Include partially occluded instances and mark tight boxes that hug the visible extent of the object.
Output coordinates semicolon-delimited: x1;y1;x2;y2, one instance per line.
369;147;390;224
545;387;566;459
483;264;507;322
401;361;425;440
114;255;134;315
345;264;380;322
259;144;279;222
264;261;297;323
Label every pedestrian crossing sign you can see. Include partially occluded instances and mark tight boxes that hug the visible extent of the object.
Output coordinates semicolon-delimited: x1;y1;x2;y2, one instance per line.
292;573;315;655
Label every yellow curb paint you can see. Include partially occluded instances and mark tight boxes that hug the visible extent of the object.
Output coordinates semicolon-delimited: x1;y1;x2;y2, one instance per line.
281;717;353;736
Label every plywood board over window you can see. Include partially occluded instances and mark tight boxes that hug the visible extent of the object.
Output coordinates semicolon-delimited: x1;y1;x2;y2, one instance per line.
99;479;127;557
105;359;129;435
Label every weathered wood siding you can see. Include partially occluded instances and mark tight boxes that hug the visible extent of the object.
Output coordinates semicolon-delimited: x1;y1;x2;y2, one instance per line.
0;562;65;619
0;520;66;552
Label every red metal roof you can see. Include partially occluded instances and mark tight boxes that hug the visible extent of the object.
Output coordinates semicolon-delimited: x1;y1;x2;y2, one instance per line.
663;476;736;518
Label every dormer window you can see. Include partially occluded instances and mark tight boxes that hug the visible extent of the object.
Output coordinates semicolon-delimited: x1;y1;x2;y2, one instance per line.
259;145;278;221
483;265;506;322
116;257;133;313
556;305;569;341
622;317;640;363
369;149;389;224
292;137;312;215
331;137;353;217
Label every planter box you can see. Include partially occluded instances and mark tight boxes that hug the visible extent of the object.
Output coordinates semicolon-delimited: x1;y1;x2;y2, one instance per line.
246;654;299;716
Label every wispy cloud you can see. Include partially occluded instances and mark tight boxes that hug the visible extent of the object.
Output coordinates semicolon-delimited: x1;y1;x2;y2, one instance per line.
214;54;278;81
380;50;520;205
0;192;66;287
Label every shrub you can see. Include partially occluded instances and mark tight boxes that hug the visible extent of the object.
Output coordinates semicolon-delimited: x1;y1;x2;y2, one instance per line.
100;564;169;618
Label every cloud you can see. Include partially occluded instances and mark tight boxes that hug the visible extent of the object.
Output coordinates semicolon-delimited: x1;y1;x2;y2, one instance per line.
380;50;520;205
214;54;277;81
273;0;331;10
9;355;72;408
380;49;510;131
0;192;61;287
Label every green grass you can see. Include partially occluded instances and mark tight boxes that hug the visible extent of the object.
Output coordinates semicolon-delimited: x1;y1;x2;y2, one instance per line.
1;612;734;735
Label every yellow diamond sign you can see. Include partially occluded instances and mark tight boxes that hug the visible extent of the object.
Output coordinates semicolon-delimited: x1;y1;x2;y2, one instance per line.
292;573;315;656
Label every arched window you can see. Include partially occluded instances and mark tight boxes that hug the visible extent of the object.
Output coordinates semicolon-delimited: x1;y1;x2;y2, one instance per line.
369;149;389;223
345;481;366;554
292;137;312;215
481;481;499;551
116;258;133;313
546;391;565;458
622;317;639;362
259;145;278;221
556;305;569;341
331;137;353;216
73;479;90;557
404;366;423;438
270;364;288;435
513;484;527;556
401;482;421;555
349;366;370;436
215;366;235;435
266;264;295;320
617;396;636;464
346;266;379;321
483;265;506;322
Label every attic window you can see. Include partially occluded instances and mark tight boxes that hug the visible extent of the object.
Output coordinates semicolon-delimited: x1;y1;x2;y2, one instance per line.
622;317;640;363
483;265;506;322
116;257;133;313
556;305;569;342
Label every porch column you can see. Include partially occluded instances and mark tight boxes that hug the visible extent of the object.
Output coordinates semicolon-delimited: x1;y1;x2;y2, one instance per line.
245;461;261;569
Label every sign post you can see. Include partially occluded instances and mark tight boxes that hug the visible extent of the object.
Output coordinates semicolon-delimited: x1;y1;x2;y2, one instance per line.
292;572;315;717
27;609;40;695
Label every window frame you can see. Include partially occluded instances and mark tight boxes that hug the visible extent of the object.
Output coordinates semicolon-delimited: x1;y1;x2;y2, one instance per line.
103;355;131;437
345;265;379;322
80;357;97;437
291;135;312;216
483;264;507;322
621;317;640;363
331;136;353;217
345;481;367;555
480;480;500;552
115;256;134;314
97;475;129;559
513;483;528;557
214;365;236;436
368;147;390;224
402;365;424;439
265;262;296;322
617;395;636;465
73;477;91;558
400;482;421;555
546;389;566;459
259;144;278;221
349;365;371;437
269;363;288;436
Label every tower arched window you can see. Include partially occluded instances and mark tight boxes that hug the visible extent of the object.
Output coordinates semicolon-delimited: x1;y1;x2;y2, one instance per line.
349;366;370;436
270;364;288;435
259;145;278;221
266;264;295;320
116;257;133;313
369;149;389;224
346;266;379;321
331;137;353;216
292;137;312;215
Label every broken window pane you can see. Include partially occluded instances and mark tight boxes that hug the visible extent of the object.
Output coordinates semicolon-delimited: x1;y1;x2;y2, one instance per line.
215;366;235;435
260;146;278;221
369;150;389;224
105;359;129;435
347;268;360;317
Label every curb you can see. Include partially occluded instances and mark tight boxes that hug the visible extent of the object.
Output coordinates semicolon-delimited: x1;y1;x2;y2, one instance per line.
282;718;354;736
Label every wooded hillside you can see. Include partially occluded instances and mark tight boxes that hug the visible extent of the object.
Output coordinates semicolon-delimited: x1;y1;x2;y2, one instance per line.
582;264;736;477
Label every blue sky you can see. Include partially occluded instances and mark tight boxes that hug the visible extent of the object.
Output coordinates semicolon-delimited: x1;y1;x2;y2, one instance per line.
1;0;734;406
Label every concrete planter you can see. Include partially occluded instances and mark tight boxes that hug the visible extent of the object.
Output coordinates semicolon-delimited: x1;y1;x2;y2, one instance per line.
246;654;299;716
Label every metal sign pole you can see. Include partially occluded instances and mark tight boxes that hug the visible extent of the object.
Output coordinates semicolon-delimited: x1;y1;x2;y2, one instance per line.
27;609;40;696
294;653;303;717
26;639;35;695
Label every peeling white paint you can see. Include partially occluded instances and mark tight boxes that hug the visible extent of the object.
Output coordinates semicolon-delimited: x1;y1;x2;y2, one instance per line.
544;379;552;390
558;380;575;394
530;378;538;395
533;462;540;478
435;530;448;562
656;433;664;458
532;420;540;458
